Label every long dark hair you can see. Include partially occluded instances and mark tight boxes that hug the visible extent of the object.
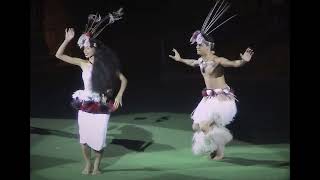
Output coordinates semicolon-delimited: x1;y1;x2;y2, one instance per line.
89;38;120;96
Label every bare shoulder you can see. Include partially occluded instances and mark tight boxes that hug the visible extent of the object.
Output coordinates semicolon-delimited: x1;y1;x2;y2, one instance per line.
79;60;90;70
70;57;87;68
75;57;87;64
213;56;224;64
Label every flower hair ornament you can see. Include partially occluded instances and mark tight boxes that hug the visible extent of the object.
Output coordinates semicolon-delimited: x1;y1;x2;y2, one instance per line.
190;0;237;47
77;8;124;49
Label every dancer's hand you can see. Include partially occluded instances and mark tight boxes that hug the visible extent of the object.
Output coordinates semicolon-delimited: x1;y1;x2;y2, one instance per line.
65;28;75;41
240;47;254;62
169;49;182;61
113;95;123;110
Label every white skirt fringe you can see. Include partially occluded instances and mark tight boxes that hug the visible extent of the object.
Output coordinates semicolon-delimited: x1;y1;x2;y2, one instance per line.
192;126;233;155
191;96;237;126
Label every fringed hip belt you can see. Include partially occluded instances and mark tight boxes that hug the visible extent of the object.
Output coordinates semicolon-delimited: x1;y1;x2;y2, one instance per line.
71;90;115;114
201;87;238;101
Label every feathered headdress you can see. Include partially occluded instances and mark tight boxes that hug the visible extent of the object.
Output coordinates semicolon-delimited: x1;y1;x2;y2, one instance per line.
190;0;237;46
77;8;124;48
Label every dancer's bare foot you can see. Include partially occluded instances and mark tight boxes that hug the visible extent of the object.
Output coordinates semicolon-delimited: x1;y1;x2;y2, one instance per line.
92;150;103;175
213;150;224;160
209;150;224;160
81;163;91;175
213;155;224;160
92;169;102;175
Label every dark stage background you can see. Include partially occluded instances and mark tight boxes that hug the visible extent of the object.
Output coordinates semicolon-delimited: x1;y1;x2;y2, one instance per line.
30;0;290;144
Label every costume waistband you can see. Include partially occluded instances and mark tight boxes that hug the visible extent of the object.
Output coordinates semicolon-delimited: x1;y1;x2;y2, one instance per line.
201;87;236;99
71;90;115;114
71;98;115;114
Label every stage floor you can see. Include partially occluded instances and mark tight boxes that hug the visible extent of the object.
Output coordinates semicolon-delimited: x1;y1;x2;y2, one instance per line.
31;112;289;180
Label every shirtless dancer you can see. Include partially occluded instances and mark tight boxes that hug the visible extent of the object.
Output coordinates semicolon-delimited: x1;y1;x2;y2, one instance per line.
169;0;254;160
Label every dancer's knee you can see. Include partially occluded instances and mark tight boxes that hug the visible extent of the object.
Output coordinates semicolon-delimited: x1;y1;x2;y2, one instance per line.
192;123;200;131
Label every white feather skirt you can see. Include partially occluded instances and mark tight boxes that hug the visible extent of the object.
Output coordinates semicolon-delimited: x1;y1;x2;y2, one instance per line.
191;96;237;126
192;126;233;155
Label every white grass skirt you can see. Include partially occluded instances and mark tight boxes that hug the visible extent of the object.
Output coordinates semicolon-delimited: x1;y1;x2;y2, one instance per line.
192;126;233;155
191;96;237;126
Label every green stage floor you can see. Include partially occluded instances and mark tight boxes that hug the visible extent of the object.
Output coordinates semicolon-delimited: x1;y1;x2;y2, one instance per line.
31;113;289;180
